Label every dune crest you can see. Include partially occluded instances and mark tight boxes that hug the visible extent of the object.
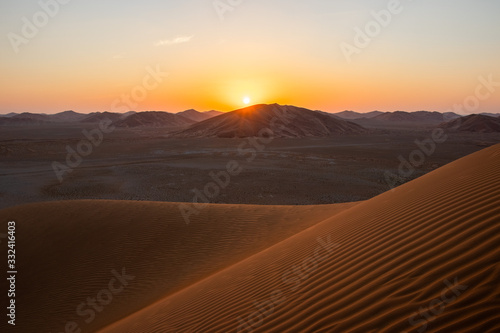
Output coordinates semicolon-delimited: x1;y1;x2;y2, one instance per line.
0;200;356;332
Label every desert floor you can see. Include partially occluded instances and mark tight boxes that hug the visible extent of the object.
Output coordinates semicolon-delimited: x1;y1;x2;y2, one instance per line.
1;123;498;209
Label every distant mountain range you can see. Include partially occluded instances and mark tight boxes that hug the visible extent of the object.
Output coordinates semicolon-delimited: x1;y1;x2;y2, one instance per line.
80;111;130;123
373;111;451;122
1;107;499;135
113;110;224;128
113;111;196;128
332;111;384;119
340;111;465;129
0;109;222;127
332;110;472;122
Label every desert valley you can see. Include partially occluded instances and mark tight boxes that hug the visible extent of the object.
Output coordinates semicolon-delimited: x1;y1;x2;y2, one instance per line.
1;105;499;210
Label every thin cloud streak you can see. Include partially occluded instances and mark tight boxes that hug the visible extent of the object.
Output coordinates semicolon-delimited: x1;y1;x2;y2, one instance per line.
155;35;194;47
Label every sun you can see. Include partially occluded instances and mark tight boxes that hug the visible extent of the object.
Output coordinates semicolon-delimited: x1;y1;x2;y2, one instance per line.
243;96;251;105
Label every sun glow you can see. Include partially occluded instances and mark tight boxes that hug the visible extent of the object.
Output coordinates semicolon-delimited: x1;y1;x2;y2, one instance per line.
243;97;251;105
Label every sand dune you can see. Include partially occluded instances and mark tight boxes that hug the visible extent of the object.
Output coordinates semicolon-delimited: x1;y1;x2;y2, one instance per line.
97;144;500;333
1;145;498;333
0;200;356;332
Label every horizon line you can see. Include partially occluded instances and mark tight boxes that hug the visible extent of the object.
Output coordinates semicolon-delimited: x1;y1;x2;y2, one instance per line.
1;104;499;116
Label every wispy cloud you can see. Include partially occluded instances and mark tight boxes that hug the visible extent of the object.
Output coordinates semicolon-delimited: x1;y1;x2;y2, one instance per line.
155;36;194;47
112;53;126;60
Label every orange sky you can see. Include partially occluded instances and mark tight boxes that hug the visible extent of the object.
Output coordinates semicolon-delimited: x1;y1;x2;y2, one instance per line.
1;1;499;114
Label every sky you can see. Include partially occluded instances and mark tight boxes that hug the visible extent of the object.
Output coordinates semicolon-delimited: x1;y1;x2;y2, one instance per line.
0;0;499;114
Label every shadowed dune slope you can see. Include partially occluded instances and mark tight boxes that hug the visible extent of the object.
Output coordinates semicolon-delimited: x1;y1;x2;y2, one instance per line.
100;144;500;333
0;201;356;332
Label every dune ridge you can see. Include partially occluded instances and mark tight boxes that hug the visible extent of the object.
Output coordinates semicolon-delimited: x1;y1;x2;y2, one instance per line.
99;144;500;333
0;200;356;332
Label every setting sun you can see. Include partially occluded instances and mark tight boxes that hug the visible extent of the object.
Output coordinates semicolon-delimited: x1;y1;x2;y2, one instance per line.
243;97;251;105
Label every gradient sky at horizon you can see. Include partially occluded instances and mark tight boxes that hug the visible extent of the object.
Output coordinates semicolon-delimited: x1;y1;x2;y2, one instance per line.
0;0;499;114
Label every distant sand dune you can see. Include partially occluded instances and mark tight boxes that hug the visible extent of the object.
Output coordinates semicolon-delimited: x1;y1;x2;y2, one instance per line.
98;144;500;333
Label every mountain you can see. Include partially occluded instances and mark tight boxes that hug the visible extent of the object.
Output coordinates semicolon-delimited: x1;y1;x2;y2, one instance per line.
80;112;125;123
121;111;136;118
412;111;454;122
13;112;48;121
0;112;49;125
375;111;417;122
48;110;87;122
375;111;441;122
368;111;447;123
172;104;367;138
439;114;500;133
352;111;459;129
176;109;223;122
443;111;462;121
480;112;500;118
204;110;224;118
334;110;384;120
1;112;18;117
113;111;196;128
0;111;131;125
